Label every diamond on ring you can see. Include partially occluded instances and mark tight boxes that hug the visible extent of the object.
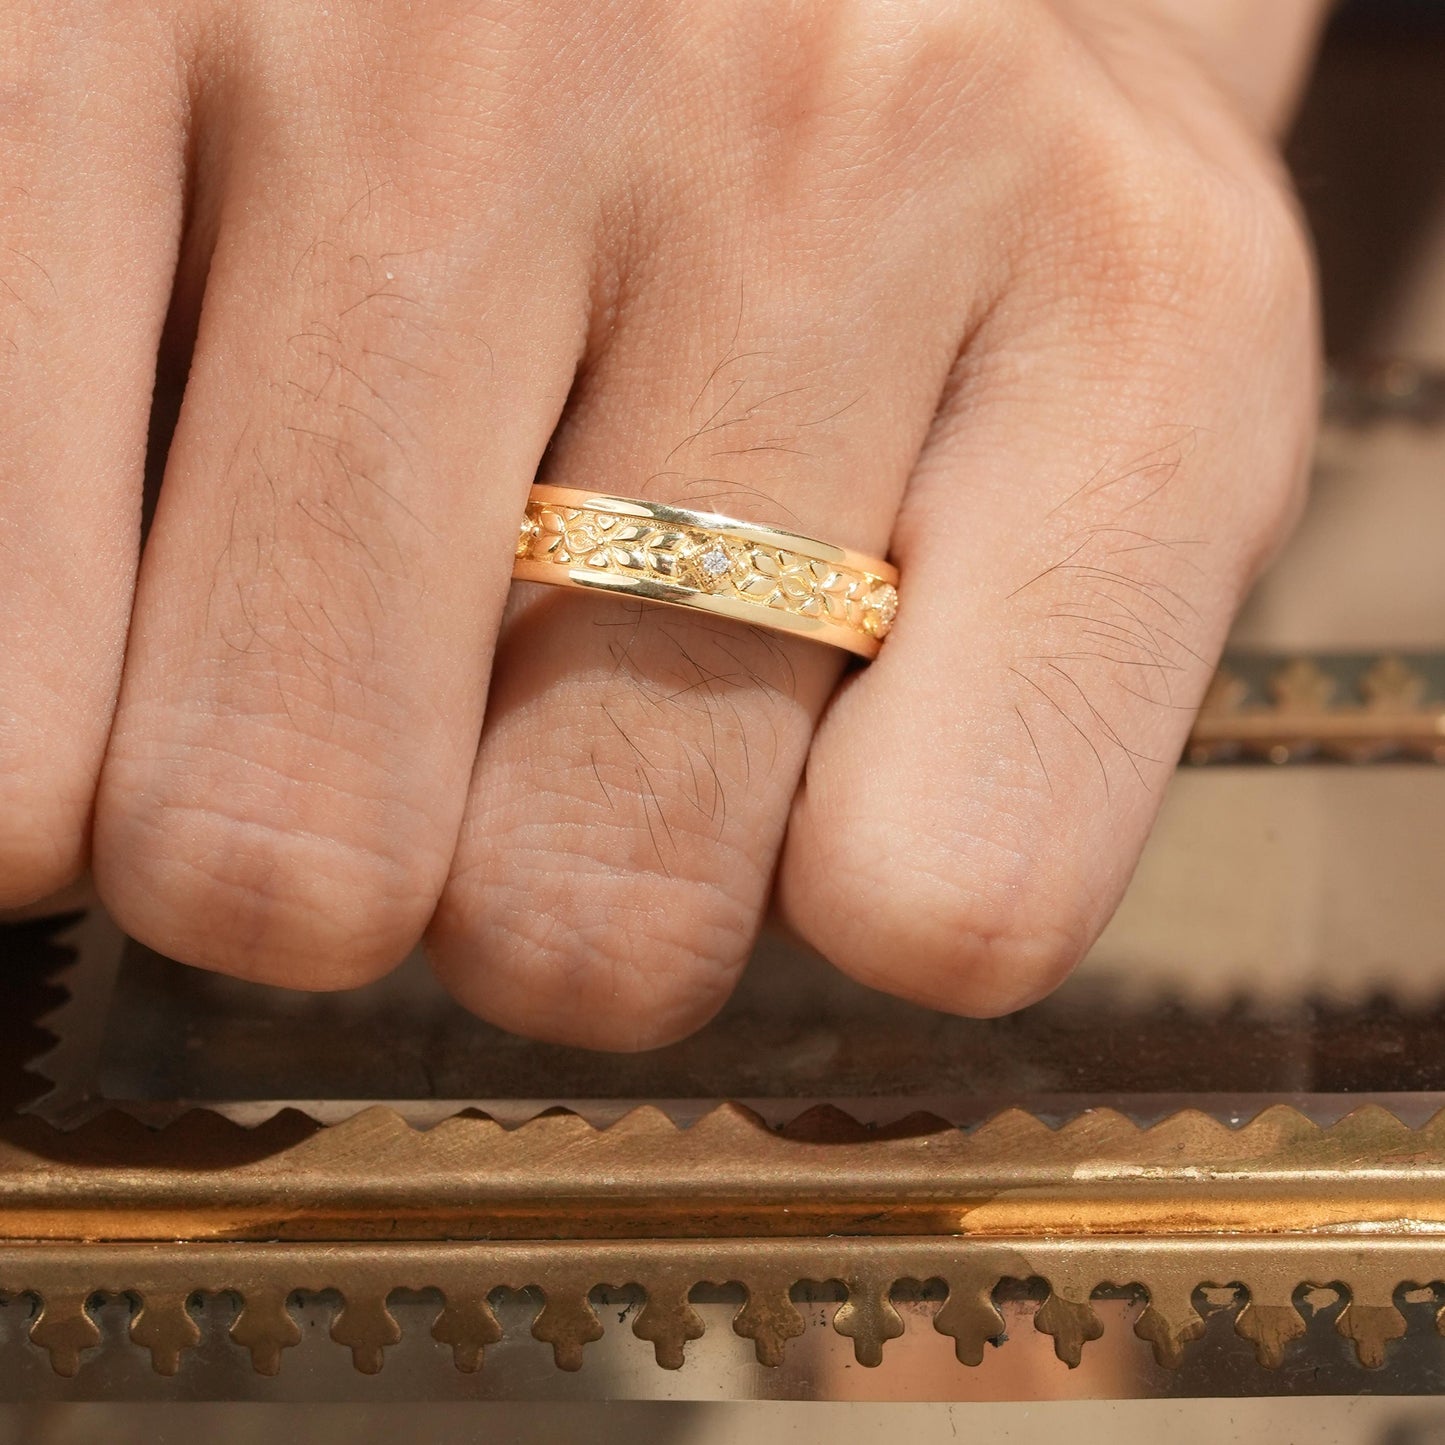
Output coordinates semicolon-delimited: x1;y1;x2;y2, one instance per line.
699;546;732;579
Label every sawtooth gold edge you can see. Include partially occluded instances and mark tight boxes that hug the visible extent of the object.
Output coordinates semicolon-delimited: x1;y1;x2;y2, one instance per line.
5;1238;1445;1378
3;1102;1445;1243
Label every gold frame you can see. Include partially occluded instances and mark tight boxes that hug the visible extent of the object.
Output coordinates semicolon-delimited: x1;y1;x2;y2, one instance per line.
4;1097;1445;1380
1190;654;1445;762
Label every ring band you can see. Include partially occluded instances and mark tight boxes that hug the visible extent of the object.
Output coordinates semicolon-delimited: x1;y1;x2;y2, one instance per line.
513;485;899;660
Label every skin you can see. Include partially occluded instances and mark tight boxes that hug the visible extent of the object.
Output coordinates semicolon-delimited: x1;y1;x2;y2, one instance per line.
0;0;1328;1049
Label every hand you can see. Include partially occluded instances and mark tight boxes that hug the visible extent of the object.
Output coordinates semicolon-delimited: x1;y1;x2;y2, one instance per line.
1;0;1324;1047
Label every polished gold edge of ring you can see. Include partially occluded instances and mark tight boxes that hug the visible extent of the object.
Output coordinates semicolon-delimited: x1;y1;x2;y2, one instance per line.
512;484;899;660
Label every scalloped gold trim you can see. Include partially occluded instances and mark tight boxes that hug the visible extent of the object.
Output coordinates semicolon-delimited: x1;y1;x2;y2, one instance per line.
6;1239;1445;1378
1189;654;1445;762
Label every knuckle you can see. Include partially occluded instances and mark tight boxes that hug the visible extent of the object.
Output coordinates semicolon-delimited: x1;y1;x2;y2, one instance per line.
0;700;97;907
1179;174;1315;339
664;0;1040;219
0;775;89;909
94;784;439;988
1177;180;1318;550
931;916;1084;1018
0;9;52;143
1027;124;1318;561
846;891;1086;1017
1034;88;1308;325
430;867;748;1051
797;827;1092;1018
1233;179;1316;306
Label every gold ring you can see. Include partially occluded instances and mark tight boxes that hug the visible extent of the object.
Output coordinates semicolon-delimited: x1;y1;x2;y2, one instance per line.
513;485;898;660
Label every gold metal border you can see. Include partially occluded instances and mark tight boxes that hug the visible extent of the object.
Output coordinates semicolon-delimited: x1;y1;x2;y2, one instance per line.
1189;654;1445;762
4;1102;1445;1377
7;1237;1444;1378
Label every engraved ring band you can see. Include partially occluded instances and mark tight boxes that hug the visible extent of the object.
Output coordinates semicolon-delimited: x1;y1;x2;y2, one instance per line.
513;484;899;660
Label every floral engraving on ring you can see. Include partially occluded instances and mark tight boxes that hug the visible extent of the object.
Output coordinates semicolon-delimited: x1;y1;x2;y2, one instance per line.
520;502;895;641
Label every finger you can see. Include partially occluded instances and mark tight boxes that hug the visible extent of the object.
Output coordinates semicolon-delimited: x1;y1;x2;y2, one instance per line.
0;6;187;906
1109;0;1330;133
0;874;97;925
779;161;1318;1015
427;215;969;1051
93;24;594;986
